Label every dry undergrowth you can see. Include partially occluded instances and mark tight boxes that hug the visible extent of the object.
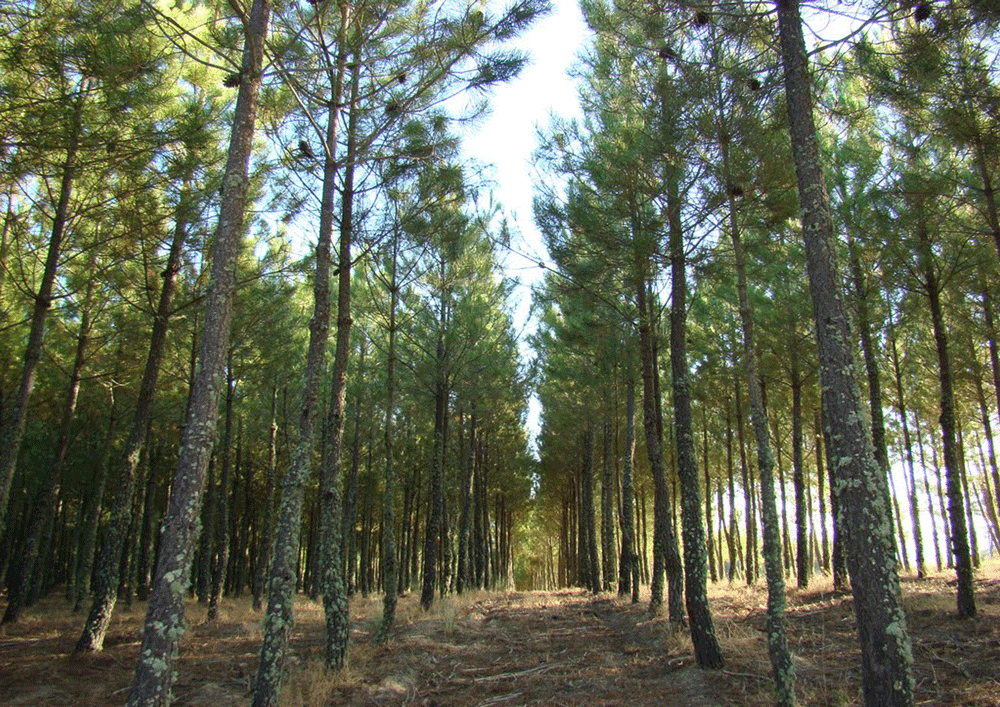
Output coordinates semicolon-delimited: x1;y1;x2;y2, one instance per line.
1;562;999;706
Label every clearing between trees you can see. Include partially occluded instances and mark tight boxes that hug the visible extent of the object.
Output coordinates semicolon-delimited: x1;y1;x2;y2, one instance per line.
2;563;1000;706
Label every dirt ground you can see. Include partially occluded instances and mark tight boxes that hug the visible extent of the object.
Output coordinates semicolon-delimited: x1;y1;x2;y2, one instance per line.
2;565;1000;706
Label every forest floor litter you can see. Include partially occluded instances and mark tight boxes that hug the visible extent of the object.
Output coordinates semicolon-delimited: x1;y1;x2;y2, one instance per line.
2;563;1000;706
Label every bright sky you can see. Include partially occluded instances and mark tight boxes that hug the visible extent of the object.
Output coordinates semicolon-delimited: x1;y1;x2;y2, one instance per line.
461;0;589;313
459;0;590;447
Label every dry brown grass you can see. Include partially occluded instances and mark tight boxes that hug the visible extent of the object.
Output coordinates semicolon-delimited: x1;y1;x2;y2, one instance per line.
2;562;1000;706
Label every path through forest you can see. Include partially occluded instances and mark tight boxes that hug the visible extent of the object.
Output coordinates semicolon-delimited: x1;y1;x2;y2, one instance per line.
3;573;1000;706
353;590;723;707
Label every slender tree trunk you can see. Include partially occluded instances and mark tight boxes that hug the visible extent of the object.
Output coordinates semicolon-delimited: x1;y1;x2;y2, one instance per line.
889;319;925;578
791;359;808;588
776;2;914;703
601;415;615;592
73;378;120;612
914;198;975;617
815;409;829;574
726;398;739;582
254;9;349;700
4;276;93;623
735;380;755;584
343;338;365;594
635;264;681;621
727;169;792;701
76;180;194;653
127;0;270;700
667;162;723;668
252;385;278;611
0;88;84;542
319;49;361;669
703;406;717;584
582;427;600;594
982;284;1000;432
957;424;979;568
420;331;448;608
377;240;400;642
619;375;638;600
207;354;235;621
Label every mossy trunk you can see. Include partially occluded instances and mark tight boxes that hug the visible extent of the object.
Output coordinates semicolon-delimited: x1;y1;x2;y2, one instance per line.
601;417;616;592
791;361;809;589
669;172;723;669
915;202;975;617
0;89;83;543
207;357;235;622
127;0;270;699
77;179;193;653
4;279;92;624
618;376;638;600
776;0;914;703
728;168;793;703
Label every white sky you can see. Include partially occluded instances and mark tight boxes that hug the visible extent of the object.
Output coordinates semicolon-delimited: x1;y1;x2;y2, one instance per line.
459;0;590;447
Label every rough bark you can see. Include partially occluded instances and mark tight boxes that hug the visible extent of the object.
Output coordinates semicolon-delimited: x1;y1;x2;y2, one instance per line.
668;174;724;668
4;277;92;623
0;89;84;542
635;267;682;621
915;199;975;616
254;7;349;700
377;241;400;642
126;0;270;700
618;376;638;600
727;165;792;702
207;355;235;621
889;321;925;578
776;1;914;703
601;417;615;592
76;179;193;652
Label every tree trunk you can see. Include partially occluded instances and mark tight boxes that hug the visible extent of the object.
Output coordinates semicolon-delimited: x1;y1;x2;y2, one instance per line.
726;398;739;582
127;0;270;699
601;416;615;592
252;385;278;611
914;199;975;617
582;427;600;594
635;266;681;621
667;160;723;668
76;178;194;653
254;7;349;699
889;318;925;578
619;375;638;600
703;406;717;584
377;240;400;642
791;360;808;588
727;165;792;701
318;47;361;670
4;276;93;623
0;88;84;542
208;355;235;621
776;1;914;702
73;378;120;612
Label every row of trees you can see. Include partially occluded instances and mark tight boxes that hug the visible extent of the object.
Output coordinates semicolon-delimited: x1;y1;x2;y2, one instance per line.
0;0;543;704
529;1;999;706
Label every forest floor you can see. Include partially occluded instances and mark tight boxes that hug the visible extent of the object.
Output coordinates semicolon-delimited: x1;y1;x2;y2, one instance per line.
2;562;1000;706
